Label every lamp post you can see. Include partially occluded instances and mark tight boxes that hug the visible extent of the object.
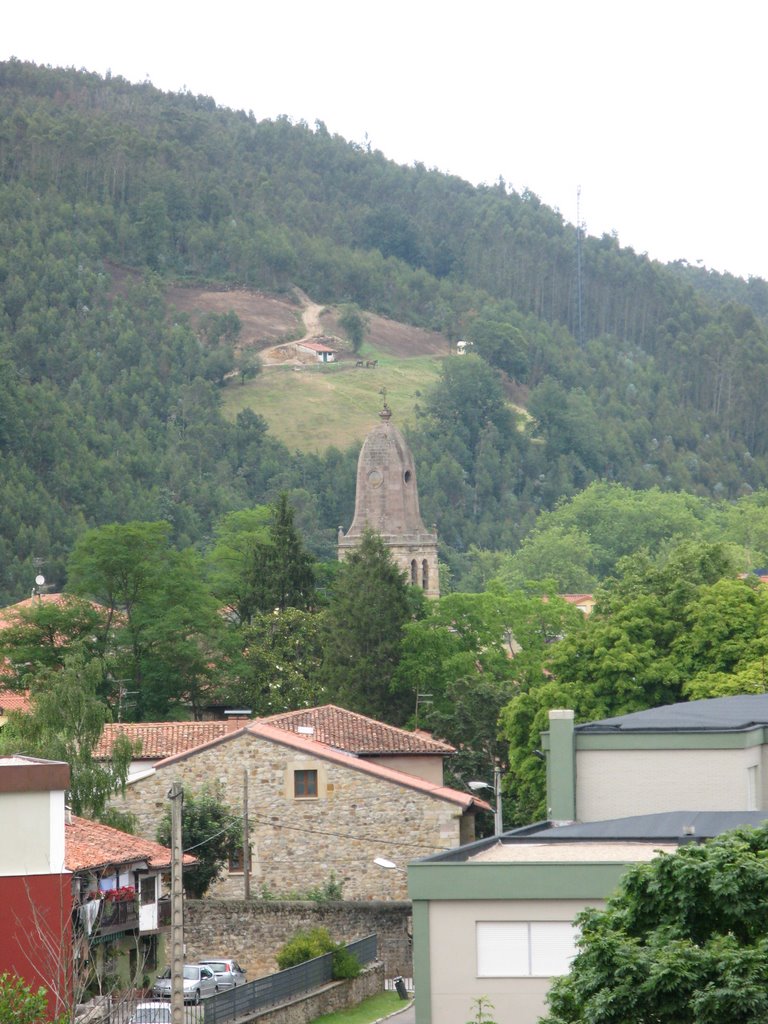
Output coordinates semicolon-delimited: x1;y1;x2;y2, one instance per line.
469;766;503;835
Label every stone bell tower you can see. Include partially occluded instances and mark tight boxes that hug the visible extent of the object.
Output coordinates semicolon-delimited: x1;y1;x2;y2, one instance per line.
338;400;439;598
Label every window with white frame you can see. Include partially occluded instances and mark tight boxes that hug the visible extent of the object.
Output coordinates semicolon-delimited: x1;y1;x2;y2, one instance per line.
477;921;578;977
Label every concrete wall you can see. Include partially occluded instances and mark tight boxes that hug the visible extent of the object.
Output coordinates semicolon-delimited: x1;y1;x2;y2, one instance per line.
111;732;467;901
576;746;762;820
183;899;412;980
423;898;600;1024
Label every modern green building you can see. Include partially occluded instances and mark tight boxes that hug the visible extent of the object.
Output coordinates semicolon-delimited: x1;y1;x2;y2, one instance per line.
409;695;768;1024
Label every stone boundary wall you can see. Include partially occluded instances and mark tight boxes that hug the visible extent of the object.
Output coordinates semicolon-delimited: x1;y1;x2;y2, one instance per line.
246;962;385;1024
184;900;412;980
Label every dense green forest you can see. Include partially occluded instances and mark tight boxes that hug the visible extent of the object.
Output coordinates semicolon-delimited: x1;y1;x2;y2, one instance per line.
3;58;768;603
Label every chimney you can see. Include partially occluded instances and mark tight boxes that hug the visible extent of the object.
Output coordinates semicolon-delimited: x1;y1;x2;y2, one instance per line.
224;709;253;732
546;709;576;825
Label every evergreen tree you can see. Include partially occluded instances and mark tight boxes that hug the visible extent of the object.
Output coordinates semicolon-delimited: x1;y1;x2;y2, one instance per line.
261;493;316;612
318;530;419;723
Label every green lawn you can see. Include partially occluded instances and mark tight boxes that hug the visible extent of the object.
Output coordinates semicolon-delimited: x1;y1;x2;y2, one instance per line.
311;990;408;1023
222;347;445;453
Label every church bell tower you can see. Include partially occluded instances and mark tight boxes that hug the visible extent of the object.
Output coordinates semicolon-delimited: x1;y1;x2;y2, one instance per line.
338;400;439;598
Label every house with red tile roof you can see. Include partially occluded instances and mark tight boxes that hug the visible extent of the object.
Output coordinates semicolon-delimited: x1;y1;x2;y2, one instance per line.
559;593;596;616
108;712;490;901
0;686;31;725
95;717;251;777
98;705;455;785
66;814;194;994
261;704;455;784
295;340;336;362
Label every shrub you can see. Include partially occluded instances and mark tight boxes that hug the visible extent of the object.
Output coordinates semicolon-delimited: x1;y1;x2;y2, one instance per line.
276;927;361;979
276;927;335;970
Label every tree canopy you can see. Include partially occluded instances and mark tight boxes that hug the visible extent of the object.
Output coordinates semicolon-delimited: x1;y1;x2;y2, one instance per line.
156;787;242;899
0;648;135;818
544;825;768;1024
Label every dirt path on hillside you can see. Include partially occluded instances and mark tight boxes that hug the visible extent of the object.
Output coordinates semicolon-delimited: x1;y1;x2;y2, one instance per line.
261;288;332;366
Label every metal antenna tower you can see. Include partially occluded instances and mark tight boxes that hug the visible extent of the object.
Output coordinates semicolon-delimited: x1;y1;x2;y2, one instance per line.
576;186;585;347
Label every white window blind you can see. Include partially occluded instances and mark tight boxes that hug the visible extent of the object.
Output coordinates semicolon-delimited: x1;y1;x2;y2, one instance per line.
477;921;578;977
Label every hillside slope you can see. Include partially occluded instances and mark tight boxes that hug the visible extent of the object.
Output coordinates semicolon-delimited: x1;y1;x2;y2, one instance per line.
3;59;768;602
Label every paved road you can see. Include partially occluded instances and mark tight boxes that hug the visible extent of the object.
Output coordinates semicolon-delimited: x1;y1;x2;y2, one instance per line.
383;1001;415;1024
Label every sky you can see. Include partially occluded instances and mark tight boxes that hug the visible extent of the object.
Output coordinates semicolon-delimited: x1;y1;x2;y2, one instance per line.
5;0;768;280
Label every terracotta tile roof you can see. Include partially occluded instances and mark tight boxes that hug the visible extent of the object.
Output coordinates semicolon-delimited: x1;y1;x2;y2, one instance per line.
65;814;195;872
0;593;106;630
298;341;335;353
151;721;490;813
94;721;242;760
0;688;31;713
260;704;455;755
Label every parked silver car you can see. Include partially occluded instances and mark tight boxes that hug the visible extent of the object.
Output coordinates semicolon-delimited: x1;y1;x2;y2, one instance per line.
128;1003;172;1024
197;958;247;990
152;964;218;1003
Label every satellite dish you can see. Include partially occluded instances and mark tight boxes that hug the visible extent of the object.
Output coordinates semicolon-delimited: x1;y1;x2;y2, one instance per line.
374;857;397;870
35;574;45;587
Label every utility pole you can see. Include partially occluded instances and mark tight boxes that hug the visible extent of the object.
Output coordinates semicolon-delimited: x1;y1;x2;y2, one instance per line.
168;782;184;1024
242;769;250;900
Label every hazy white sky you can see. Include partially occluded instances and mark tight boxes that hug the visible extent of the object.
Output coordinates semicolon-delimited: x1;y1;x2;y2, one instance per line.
5;0;768;279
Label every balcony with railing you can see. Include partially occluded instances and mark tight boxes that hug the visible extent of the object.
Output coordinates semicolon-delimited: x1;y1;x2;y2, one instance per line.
98;894;140;936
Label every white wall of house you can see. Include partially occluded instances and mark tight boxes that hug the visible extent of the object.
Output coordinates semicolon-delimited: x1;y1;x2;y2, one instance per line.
576;746;763;820
0;789;66;875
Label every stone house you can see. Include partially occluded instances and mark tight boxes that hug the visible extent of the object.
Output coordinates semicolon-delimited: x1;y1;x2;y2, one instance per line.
108;707;489;900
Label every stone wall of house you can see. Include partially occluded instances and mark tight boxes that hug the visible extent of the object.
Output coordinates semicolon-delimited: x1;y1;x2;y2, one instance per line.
184;899;413;980
110;732;470;900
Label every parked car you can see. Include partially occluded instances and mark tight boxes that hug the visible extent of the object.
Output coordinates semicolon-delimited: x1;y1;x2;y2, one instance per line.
152;964;218;1003
197;958;247;990
128;1003;172;1024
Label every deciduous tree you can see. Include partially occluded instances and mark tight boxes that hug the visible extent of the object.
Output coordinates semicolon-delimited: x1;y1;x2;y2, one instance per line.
156;788;242;899
0;648;136;818
544;825;768;1024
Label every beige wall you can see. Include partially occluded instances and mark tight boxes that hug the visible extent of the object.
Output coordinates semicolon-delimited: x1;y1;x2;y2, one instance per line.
576;746;764;821
426;898;601;1024
0;790;66;875
110;733;470;900
364;755;444;785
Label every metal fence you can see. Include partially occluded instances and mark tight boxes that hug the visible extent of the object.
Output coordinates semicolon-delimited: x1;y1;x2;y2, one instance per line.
95;934;378;1024
203;933;378;1024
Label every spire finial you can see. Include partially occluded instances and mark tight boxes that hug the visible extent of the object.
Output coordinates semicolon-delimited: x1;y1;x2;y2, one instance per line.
379;387;391;421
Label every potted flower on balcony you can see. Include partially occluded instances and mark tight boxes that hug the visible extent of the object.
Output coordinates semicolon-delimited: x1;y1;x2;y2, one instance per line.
105;885;136;903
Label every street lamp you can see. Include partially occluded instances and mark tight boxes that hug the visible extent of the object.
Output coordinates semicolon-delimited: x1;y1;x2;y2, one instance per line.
468;765;503;836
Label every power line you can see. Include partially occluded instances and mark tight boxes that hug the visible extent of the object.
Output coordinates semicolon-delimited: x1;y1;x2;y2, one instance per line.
181;811;442;855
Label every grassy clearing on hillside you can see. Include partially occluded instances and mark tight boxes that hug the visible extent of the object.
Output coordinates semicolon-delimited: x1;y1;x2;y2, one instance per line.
222;349;445;453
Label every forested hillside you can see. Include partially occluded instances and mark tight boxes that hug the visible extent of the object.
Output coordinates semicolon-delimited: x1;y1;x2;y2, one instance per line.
3;58;768;603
